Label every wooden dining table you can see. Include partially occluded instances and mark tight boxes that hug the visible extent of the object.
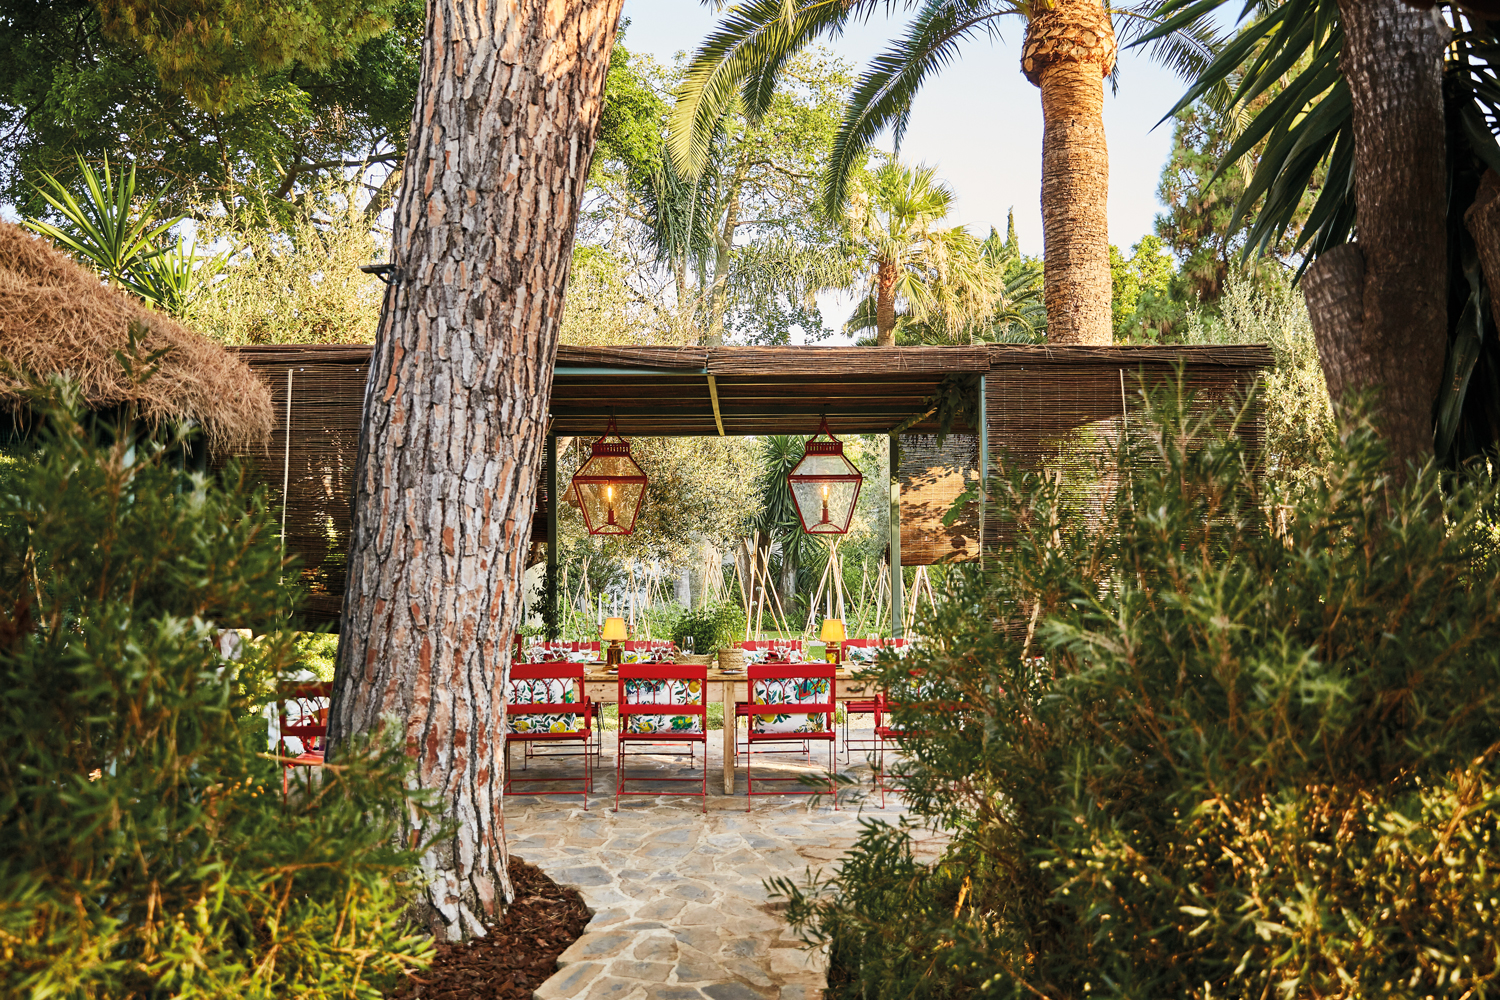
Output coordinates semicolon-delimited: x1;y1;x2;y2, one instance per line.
581;664;878;794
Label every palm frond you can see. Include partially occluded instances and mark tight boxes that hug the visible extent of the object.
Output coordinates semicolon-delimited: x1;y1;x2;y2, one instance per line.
669;0;882;177
825;0;1013;213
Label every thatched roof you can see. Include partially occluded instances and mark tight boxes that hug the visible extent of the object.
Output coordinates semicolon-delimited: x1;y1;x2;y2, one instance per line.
0;222;273;449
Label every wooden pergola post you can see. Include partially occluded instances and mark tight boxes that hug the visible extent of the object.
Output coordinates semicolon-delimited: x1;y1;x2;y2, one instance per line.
889;433;903;639
546;432;559;640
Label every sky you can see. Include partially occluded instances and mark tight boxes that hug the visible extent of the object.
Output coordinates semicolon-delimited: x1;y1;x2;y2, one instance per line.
619;0;1201;262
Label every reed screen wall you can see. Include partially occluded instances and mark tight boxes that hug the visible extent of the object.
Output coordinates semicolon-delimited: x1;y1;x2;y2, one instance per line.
225;344;1269;628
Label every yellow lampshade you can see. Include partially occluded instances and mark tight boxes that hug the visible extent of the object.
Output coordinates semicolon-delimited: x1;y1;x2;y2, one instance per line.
819;618;846;641
601;617;628;642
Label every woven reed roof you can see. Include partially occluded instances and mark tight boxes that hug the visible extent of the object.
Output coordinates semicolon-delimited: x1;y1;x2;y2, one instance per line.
0;223;273;449
226;341;1271;626
230;342;1270;438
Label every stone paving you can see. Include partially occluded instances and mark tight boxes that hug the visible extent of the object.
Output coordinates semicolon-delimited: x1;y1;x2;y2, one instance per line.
506;726;945;1000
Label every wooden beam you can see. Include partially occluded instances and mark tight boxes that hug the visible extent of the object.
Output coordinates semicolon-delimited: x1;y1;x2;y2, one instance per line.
707;375;725;436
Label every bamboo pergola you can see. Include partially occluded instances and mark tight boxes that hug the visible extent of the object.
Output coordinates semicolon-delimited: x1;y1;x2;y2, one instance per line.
225;343;1271;630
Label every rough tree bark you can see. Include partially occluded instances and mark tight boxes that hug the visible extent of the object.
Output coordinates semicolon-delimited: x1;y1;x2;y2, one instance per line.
326;0;625;941
1304;0;1447;471
1466;170;1500;327
1022;0;1117;346
875;258;898;347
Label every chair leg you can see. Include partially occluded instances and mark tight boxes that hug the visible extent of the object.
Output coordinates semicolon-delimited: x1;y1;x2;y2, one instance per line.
701;737;708;814
582;734;589;811
614;734;623;812
829;737;838;811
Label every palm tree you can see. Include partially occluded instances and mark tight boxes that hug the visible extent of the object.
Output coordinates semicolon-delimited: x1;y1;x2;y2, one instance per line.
844;186;1047;344
1145;0;1500;472
669;0;1218;346
844;161;986;346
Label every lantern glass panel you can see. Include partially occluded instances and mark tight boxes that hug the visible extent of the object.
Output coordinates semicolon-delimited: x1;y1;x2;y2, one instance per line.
572;443;647;536
788;448;862;535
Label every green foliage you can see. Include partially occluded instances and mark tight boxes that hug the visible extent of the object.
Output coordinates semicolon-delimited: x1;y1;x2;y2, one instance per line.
1108;235;1175;340
775;386;1500;999
1145;1;1500;468
584;43;858;346
671;600;746;653
0;380;431;998
188;182;387;344
670;0;1222;216
1183;269;1335;501
1152;101;1320;315
0;0;420;217
93;0;400;113
24;154;222;317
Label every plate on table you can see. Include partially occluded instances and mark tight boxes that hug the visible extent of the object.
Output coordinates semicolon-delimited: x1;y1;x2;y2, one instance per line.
718;667;744;674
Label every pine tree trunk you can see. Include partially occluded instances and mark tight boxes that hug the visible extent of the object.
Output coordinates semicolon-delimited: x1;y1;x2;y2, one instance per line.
875;259;898;347
1022;0;1116;346
1305;0;1446;471
326;0;625;941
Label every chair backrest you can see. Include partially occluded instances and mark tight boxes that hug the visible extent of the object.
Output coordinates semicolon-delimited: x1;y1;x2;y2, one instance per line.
617;664;707;735
506;662;587;735
746;663;835;735
278;682;332;756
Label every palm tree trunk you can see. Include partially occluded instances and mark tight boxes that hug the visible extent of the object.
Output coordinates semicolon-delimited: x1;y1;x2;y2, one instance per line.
875;259;898;346
327;0;624;941
1022;0;1116;346
1304;0;1446;473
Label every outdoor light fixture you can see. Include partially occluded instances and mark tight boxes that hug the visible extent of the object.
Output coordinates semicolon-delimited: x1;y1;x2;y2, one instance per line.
601;616;628;667
788;416;863;535
819;618;846;663
570;416;647;536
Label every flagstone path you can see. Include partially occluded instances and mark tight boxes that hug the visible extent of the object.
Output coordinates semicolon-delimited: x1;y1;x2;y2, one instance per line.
507;733;945;1000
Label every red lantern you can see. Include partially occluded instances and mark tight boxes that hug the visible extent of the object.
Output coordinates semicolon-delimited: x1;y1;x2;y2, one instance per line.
570;417;647;536
788;417;863;535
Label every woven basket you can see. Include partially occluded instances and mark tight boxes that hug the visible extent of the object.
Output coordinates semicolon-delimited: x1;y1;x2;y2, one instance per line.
717;647;746;672
674;653;712;666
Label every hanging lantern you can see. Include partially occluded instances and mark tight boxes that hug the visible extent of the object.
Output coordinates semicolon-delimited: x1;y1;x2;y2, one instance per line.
570;416;647;536
788;417;863;535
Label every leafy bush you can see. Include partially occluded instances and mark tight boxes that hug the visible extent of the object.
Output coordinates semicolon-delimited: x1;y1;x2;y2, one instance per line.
0;382;430;998
671;600;747;653
777;387;1500;999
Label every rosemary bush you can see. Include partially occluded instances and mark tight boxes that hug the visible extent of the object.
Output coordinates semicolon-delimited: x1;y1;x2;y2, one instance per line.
0;384;430;998
778;389;1500;999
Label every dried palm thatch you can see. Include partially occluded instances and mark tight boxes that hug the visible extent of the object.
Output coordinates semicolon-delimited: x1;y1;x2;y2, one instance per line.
0;222;273;450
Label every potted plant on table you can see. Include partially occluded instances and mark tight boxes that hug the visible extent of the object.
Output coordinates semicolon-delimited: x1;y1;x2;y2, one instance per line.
672;601;747;668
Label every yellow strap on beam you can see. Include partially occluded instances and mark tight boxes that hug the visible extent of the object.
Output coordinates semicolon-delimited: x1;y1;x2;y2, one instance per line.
707;375;725;436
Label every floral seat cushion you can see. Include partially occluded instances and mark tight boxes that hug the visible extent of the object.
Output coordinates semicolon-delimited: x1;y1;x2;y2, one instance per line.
506;676;583;734
748;676;832;735
623;677;704;734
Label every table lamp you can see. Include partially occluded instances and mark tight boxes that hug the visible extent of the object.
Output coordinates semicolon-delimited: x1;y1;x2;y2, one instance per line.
602;617;628;667
819;618;846;663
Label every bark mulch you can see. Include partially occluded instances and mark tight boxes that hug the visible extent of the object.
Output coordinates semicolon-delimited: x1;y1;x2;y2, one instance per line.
392;857;591;1000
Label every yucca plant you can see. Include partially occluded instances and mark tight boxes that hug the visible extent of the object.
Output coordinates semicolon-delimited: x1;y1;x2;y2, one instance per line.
24;154;223;317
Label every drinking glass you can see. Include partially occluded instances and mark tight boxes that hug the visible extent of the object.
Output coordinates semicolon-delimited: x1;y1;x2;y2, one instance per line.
684;636;695;656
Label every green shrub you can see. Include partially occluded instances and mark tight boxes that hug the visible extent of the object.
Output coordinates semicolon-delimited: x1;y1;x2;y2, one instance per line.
777;386;1500;999
0;382;431;998
671;600;747;652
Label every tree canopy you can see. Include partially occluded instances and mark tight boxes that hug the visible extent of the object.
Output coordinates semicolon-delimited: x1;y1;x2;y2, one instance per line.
0;0;421;217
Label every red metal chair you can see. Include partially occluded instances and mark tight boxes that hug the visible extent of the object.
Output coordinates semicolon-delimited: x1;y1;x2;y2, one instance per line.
277;682;332;799
838;639;902;761
615;663;709;813
504;663;594;808
743;663;838;810
873;670;966;808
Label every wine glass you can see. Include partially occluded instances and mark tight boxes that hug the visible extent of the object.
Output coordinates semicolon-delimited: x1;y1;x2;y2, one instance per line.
684;635;695;657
